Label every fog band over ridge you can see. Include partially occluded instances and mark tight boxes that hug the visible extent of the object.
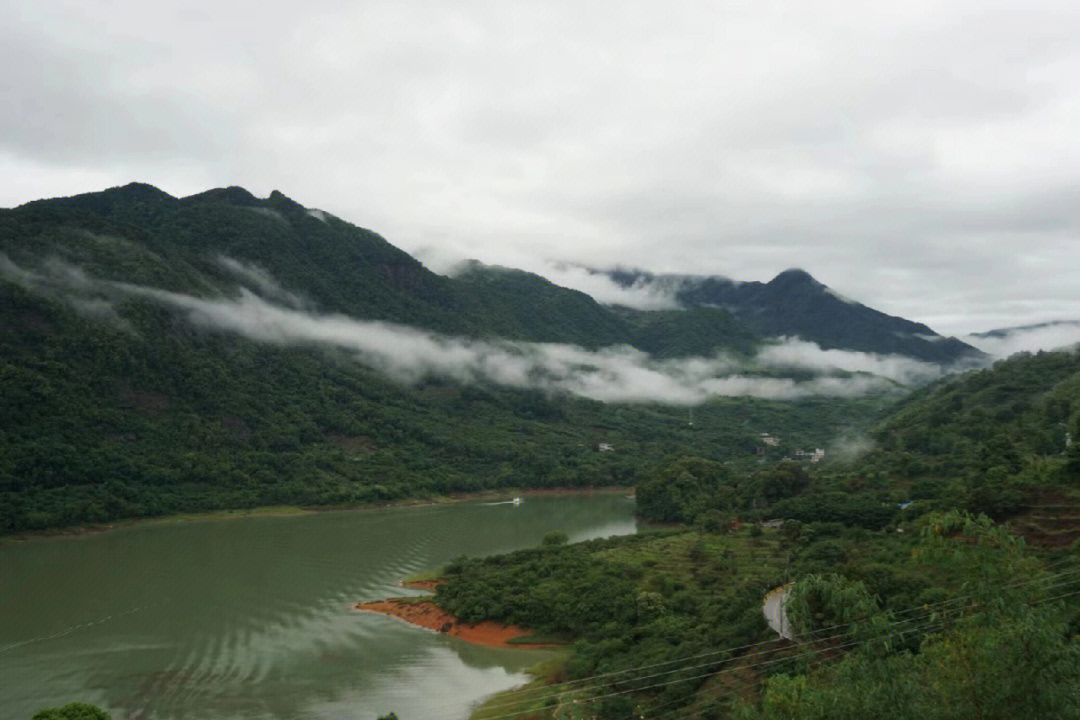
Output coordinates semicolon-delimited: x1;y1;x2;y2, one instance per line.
1;254;946;404
965;323;1080;359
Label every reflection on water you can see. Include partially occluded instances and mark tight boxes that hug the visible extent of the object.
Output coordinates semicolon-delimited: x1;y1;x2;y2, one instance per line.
0;495;637;719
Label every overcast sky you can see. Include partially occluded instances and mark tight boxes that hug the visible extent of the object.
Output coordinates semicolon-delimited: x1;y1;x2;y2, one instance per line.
2;0;1078;335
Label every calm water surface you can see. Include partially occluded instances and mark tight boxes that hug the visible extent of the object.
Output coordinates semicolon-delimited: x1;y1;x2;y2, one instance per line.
0;494;638;720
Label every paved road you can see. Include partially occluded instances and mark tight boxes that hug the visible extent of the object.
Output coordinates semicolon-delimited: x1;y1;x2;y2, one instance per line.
763;584;793;640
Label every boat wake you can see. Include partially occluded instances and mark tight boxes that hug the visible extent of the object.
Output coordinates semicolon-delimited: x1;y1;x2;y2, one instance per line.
483;497;523;506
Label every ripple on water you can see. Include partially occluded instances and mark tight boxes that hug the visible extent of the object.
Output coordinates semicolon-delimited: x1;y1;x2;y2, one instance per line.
1;495;637;720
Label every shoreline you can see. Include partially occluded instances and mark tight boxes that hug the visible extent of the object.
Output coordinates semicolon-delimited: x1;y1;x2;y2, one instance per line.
0;486;634;546
399;578;445;591
353;597;558;649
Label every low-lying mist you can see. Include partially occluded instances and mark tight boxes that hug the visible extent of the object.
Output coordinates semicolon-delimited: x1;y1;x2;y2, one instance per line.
965;323;1080;359
1;254;948;404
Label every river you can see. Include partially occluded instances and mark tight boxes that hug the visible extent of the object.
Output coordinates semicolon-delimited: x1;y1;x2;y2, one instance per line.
0;494;638;720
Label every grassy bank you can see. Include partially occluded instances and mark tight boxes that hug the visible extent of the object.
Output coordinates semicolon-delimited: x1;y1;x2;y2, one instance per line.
0;486;633;546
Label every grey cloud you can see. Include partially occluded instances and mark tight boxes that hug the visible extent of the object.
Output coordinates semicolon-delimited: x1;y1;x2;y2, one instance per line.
4;2;1080;336
0;21;234;167
126;290;904;403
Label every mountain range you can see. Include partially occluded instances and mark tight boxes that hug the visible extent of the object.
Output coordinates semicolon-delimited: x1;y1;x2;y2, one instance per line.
0;183;986;533
5;188;1074;720
971;319;1080;339
4;182;980;363
602;267;979;363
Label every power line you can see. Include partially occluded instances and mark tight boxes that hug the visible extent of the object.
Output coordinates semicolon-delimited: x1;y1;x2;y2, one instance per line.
477;615;962;720
448;561;1080;719
647;587;1080;720
448;563;1080;720
465;588;1080;720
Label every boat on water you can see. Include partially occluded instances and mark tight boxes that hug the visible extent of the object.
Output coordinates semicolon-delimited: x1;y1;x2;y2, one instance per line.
511;497;522;506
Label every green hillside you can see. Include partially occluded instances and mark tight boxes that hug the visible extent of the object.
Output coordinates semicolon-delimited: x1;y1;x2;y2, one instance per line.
615;305;759;358
4;183;758;352
607;267;982;363
7;183;562;340
450;261;632;347
7;188;1077;720
429;355;1080;719
0;276;886;533
869;350;1079;478
0;185;903;533
623;350;1080;540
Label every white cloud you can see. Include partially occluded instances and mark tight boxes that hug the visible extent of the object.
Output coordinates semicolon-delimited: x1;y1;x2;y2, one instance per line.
413;250;683;310
755;338;944;385
2;255;940;404
532;265;682;311
965;322;1080;358
217;256;303;307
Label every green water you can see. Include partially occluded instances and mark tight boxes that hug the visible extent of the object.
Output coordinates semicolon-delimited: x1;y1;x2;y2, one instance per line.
0;494;638;720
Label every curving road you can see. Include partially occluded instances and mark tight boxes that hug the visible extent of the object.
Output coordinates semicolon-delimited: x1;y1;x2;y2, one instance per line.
763;584;793;640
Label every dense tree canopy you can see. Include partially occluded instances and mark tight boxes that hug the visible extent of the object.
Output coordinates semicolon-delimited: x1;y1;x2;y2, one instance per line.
31;704;111;720
0;185;889;534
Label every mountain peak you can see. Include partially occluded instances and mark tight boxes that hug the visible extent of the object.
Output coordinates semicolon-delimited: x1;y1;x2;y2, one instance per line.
769;268;819;286
14;182;175;213
615;266;981;362
183;186;260;206
112;182;172;199
267;189;304;212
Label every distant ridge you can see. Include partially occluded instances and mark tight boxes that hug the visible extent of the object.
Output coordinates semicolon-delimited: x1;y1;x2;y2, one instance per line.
6;183;980;363
971;319;1080;339
599;267;981;364
0;182;971;534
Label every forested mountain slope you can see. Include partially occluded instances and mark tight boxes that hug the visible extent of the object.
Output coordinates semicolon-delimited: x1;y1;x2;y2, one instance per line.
0;184;972;534
607;267;981;363
873;350;1079;474
0;274;884;533
815;350;1080;542
5;183;982;361
6;183;638;347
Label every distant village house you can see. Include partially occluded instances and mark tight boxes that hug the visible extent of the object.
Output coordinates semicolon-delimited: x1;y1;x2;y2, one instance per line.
792;448;826;463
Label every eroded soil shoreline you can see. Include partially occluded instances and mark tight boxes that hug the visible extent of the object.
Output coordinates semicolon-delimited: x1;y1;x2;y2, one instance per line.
353;597;556;649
